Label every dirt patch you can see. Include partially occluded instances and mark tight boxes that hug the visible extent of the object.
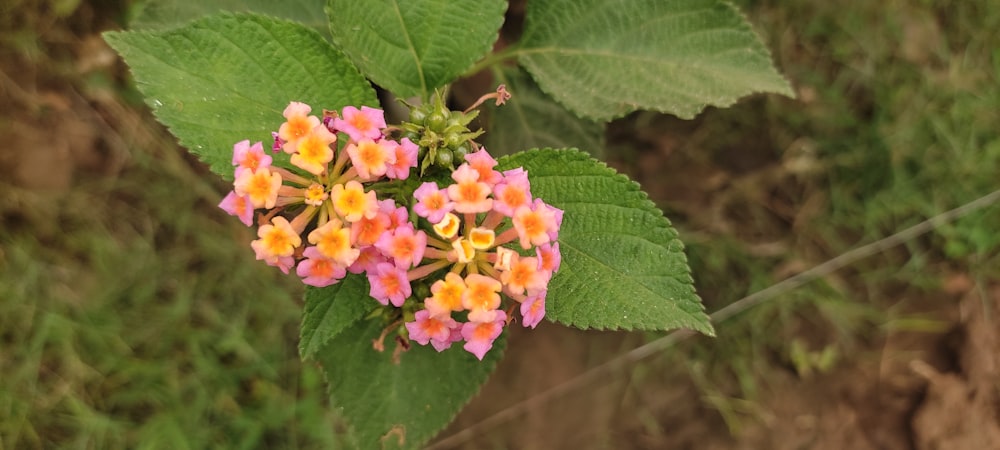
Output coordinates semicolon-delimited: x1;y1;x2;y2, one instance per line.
910;283;1000;449
436;282;1000;449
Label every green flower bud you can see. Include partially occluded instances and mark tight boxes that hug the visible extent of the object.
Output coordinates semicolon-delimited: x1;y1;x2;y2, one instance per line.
408;108;427;124
453;143;470;160
413;282;431;301
427;111;447;133
444;132;463;149
436;148;454;167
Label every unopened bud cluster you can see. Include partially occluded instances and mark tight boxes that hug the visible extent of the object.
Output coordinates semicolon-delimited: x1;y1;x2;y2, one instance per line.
400;91;484;174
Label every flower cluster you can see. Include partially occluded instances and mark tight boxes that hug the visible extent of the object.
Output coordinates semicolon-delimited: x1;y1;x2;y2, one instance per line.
218;101;562;360
219;102;416;281
400;152;562;359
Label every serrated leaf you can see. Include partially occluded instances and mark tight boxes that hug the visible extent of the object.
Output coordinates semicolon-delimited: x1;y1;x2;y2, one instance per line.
516;0;793;120
326;0;507;99
129;0;330;38
299;274;376;361
317;319;505;450
484;66;605;158
498;149;713;334
105;13;377;178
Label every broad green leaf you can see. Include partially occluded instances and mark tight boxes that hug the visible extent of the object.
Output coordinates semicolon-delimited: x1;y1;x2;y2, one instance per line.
326;0;507;99
299;274;376;361
317;319;505;450
105;13;377;178
129;0;330;38
484;66;605;157
498;149;713;334
516;0;794;120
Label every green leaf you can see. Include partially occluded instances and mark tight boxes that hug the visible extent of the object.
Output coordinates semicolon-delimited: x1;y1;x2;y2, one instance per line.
317;319;505;450
484;66;605;158
326;0;507;99
516;0;793;120
299;274;376;361
105;13;377;178
498;149;713;334
129;0;330;38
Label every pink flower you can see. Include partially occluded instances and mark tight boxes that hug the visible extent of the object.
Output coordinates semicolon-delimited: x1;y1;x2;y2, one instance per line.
348;246;387;274
278;102;321;153
289;126;337;175
447;163;493;214
385;138;418;180
234;166;282;209
232;140;271;178
379;199;409;230
296;247;347;287
250;218;300;275
406;310;461;352
374;224;427;269
461;310;506;360
492;168;532;217
424;272;466;317
500;255;548;296
250;216;301;260
351;210;391;247
536;242;562;273
267;255;296;274
331;180;378;223
464;148;502;187
218;191;254;226
307;219;359;267
346;138;396;180
520;293;546;329
462;273;502;323
333;106;386;142
512;198;559;249
548;203;564;241
367;262;411;307
438;328;464;352
413;182;454;223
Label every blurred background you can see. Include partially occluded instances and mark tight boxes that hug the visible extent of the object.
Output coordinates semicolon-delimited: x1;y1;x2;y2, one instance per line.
1;0;998;448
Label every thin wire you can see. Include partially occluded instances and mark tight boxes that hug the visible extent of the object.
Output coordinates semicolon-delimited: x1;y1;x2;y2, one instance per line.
428;188;1000;449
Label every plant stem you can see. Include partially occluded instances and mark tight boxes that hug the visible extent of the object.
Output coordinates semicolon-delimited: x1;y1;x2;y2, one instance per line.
465;46;522;77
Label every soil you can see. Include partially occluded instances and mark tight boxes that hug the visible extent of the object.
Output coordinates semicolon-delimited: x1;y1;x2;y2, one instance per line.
5;2;999;450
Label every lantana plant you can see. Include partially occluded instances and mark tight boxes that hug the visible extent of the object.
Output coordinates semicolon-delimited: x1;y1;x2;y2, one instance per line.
106;0;790;447
221;94;563;360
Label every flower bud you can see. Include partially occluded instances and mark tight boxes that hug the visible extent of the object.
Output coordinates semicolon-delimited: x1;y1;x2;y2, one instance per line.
413;281;431;301
453;143;470;160
426;111;447;133
444;133;463;149
436;148;454;168
408;108;427;124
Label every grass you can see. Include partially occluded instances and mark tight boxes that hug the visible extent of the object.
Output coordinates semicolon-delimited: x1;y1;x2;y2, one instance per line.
0;124;347;448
